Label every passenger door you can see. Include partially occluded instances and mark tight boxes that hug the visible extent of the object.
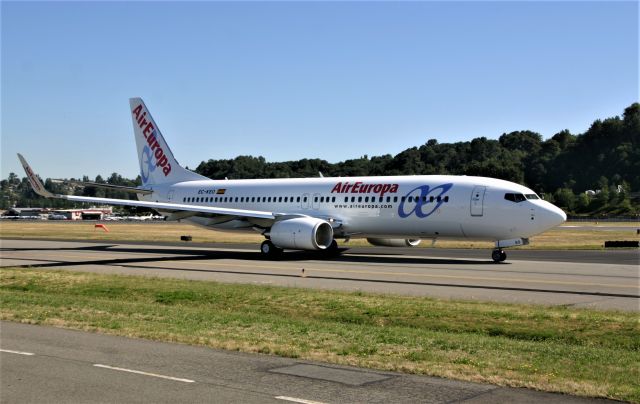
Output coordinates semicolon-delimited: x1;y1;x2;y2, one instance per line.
470;186;486;216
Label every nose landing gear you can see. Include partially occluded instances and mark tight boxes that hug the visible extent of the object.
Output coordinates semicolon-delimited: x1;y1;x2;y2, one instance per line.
492;249;507;263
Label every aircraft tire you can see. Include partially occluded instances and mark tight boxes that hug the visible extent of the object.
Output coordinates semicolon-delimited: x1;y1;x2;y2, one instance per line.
261;240;283;258
500;251;507;261
491;249;503;263
322;239;341;257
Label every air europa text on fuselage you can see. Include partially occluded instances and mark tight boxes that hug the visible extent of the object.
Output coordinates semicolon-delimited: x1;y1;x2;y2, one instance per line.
132;104;172;176
331;181;399;197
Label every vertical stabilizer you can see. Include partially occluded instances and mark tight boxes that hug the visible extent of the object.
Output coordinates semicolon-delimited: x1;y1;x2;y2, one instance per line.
129;98;208;186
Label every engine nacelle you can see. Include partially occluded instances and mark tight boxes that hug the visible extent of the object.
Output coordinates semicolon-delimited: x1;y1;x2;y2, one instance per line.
367;238;421;247
270;217;334;250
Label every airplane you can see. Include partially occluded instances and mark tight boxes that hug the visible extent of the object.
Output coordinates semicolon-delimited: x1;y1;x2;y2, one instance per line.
18;98;567;262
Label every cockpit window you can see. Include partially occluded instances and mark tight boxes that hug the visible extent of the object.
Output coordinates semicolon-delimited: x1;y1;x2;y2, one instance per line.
525;194;539;200
504;193;527;203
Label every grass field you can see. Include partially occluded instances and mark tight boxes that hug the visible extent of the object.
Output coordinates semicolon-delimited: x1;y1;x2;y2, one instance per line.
1;220;638;249
1;268;638;402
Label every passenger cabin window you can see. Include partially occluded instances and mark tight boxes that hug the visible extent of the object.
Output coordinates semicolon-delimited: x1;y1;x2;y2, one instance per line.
504;193;527;203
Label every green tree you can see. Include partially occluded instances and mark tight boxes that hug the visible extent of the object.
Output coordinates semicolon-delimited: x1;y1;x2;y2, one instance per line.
554;188;577;212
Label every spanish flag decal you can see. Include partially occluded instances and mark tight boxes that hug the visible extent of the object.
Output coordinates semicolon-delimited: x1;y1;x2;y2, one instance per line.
216;189;226;195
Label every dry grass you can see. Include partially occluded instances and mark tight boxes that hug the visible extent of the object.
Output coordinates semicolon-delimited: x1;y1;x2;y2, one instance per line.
0;220;638;249
0;221;264;243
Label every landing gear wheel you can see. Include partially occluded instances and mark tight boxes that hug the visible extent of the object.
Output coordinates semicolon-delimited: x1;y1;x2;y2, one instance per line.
260;240;282;258
492;249;506;263
323;240;341;257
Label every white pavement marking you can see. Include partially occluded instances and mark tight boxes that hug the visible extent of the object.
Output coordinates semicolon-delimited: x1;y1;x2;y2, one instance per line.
0;349;35;356
275;396;328;404
93;364;195;383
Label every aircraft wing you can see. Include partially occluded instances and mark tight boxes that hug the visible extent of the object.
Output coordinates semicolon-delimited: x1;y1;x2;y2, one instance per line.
51;179;154;195
18;153;276;221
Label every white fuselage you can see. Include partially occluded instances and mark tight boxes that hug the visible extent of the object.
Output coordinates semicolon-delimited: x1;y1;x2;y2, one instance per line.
142;175;566;242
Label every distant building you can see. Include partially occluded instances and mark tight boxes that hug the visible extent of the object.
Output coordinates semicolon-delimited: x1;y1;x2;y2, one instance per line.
52;207;113;220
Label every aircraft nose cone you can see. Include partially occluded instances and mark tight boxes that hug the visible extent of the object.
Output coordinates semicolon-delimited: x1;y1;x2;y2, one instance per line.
547;204;567;227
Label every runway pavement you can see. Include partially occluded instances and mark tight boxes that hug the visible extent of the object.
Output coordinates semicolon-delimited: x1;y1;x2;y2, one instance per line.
1;239;638;311
0;321;617;403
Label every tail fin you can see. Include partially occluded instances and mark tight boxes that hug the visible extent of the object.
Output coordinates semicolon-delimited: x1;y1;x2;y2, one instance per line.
129;98;208;186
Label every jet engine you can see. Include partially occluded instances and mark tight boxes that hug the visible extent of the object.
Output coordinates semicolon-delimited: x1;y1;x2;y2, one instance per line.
366;238;421;247
270;217;334;250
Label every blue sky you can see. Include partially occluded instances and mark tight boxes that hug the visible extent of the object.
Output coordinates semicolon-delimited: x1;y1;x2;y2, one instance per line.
2;1;638;180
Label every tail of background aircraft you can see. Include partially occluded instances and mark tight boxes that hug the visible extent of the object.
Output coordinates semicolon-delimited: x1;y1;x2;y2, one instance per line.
129;98;208;186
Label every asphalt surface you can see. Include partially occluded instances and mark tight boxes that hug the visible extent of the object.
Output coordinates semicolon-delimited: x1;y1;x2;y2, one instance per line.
1;239;638;311
0;321;618;404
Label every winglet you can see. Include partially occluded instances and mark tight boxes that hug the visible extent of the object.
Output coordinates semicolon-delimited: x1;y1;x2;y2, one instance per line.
17;153;56;198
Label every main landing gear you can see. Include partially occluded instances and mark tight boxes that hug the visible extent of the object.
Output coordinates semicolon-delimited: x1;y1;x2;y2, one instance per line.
491;249;507;263
260;240;283;258
259;239;342;258
323;240;340;257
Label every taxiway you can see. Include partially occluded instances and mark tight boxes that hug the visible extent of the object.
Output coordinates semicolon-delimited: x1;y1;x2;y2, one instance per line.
1;239;637;311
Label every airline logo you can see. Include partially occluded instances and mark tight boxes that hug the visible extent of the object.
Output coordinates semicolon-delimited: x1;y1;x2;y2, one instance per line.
132;104;172;180
24;163;43;193
331;181;399;197
398;183;453;218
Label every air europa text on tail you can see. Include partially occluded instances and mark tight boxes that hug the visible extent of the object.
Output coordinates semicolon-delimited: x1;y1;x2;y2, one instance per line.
132;104;172;176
